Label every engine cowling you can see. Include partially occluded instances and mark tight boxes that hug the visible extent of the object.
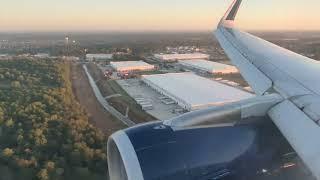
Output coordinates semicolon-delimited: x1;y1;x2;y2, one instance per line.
108;120;291;180
107;95;291;180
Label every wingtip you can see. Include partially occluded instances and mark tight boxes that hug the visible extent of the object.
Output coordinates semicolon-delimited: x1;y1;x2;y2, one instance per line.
218;0;243;27
225;0;243;21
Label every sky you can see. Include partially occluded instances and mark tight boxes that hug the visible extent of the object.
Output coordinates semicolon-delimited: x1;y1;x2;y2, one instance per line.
1;0;320;32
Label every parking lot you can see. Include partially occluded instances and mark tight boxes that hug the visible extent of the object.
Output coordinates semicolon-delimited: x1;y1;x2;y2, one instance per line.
97;64;120;80
117;79;185;120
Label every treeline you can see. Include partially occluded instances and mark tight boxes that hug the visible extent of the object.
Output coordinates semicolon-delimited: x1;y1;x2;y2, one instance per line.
0;59;108;180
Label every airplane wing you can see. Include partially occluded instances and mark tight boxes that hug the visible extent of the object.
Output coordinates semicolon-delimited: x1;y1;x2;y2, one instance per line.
215;0;320;179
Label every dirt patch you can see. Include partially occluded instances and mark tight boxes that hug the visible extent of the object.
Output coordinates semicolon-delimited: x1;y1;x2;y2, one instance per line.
70;63;125;136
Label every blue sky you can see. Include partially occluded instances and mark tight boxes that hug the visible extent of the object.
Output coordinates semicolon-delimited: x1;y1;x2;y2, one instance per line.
1;0;320;32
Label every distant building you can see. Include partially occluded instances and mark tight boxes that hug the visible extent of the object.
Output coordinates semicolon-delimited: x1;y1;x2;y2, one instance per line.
34;53;50;58
110;61;155;72
0;54;10;60
154;53;210;62
18;54;31;57
142;73;253;111
62;56;80;61
0;54;9;57
179;60;239;74
86;54;113;61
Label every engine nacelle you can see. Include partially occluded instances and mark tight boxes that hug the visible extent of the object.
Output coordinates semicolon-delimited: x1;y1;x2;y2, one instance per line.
108;120;292;180
107;94;289;180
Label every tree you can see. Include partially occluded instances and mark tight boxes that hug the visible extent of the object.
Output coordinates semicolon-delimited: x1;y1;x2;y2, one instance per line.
0;107;4;124
3;148;14;157
46;161;55;171
0;59;109;180
70;150;82;166
37;169;49;180
4;71;10;79
5;119;14;127
17;134;24;143
17;75;24;81
11;81;21;88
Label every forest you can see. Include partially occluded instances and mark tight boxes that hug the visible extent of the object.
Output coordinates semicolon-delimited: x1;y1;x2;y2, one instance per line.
0;59;108;180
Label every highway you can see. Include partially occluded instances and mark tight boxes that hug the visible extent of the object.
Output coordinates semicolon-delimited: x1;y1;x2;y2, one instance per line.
82;64;136;127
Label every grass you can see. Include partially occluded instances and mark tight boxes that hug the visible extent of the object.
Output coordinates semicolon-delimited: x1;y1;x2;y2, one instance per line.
0;80;12;89
87;63;156;123
106;80;156;123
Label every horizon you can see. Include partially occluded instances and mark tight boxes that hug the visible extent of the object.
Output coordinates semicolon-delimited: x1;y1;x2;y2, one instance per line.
1;29;320;34
1;0;320;32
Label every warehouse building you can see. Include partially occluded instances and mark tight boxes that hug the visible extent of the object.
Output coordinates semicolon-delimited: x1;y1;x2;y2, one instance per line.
179;60;239;74
142;73;254;111
110;61;155;72
154;53;209;62
34;53;50;58
86;54;113;61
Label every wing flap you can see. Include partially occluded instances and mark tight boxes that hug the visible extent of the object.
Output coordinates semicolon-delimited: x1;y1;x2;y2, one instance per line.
268;100;320;179
216;0;320;178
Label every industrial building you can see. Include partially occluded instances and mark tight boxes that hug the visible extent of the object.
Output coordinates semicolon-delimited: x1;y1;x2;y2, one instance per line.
0;54;10;60
86;54;113;61
179;60;239;74
154;53;209;62
110;61;155;72
62;56;80;61
142;73;254;111
34;53;50;58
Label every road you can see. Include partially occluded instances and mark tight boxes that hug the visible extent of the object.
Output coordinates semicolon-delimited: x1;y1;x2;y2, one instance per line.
83;64;136;127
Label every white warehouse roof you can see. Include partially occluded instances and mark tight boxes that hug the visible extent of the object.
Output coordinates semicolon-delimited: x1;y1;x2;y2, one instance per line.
34;53;50;58
142;73;254;111
110;61;155;72
154;53;209;61
179;60;239;74
86;54;113;60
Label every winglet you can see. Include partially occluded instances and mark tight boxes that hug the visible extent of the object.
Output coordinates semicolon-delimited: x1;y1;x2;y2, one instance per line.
219;0;243;27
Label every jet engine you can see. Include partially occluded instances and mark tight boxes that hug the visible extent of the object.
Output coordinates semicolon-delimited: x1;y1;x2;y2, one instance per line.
107;94;297;180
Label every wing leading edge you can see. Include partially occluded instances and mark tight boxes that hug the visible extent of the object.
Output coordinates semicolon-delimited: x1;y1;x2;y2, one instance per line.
215;0;320;179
